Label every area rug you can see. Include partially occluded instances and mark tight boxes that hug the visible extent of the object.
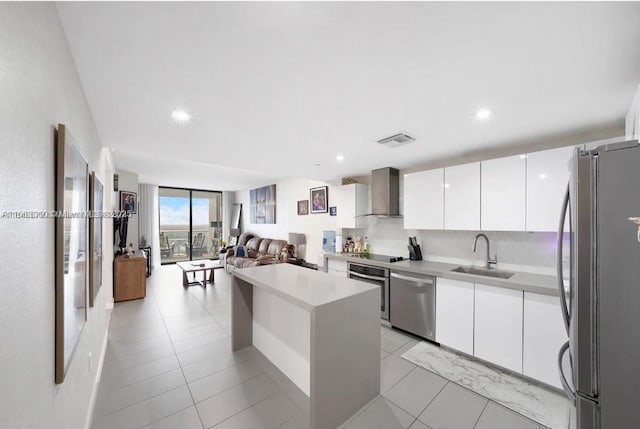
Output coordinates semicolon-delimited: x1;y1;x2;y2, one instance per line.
401;341;574;429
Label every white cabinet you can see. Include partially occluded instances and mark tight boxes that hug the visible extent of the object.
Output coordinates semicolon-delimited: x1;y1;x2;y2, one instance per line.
474;283;523;373
333;184;369;229
326;258;348;278
481;155;526;231
436;278;474;355
444;162;480;230
404;169;444;230
523;292;567;388
526;146;573;232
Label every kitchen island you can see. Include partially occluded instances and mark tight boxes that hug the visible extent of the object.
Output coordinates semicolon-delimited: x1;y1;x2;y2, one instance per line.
231;263;381;429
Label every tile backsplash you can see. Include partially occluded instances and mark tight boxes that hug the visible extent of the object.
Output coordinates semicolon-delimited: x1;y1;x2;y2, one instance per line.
343;217;567;276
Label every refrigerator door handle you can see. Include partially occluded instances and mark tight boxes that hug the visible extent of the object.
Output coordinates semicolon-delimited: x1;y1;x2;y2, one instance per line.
556;183;571;335
558;340;576;404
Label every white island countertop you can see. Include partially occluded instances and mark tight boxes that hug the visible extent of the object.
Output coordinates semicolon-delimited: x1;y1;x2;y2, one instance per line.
233;263;378;311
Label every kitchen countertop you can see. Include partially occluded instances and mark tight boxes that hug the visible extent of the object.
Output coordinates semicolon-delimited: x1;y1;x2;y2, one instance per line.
233;263;380;310
323;253;560;297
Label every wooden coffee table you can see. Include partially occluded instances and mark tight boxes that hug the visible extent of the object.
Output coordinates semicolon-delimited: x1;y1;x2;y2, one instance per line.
176;260;224;288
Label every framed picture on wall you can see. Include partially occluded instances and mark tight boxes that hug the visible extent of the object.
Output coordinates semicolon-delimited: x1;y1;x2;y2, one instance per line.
250;184;276;224
297;200;309;215
55;124;88;384
119;190;137;214
310;186;328;213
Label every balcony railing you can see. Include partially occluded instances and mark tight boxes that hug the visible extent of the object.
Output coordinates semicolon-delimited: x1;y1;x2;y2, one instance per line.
160;227;222;263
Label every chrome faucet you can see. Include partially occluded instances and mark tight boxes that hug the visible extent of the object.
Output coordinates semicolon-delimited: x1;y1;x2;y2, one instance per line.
472;233;497;269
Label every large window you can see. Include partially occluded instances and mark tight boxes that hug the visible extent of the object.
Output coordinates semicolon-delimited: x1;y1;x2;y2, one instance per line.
159;187;222;264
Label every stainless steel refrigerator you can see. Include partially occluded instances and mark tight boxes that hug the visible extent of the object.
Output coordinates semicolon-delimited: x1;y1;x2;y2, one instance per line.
556;139;640;429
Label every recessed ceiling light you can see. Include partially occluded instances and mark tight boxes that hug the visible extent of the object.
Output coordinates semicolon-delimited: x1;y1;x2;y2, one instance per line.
519;154;527;159
539;173;547;179
171;109;191;123
475;108;492;120
336;155;344;162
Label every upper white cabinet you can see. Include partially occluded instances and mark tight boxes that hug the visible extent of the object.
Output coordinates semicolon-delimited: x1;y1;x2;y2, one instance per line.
404;169;444;230
474;283;523;373
333;183;369;229
526;146;573;232
436;278;474;355
523;292;567;389
444;162;480;230
481;155;526;231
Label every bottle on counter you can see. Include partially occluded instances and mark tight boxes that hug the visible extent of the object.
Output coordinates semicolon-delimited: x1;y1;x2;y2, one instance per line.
354;236;363;254
364;237;370;255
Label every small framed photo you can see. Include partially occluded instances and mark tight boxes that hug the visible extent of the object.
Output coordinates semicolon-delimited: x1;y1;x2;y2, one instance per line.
120;190;137;214
329;206;337;216
297;200;309;215
310;186;328;214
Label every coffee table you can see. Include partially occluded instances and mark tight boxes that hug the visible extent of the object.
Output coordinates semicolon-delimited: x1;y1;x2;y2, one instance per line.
176;260;224;288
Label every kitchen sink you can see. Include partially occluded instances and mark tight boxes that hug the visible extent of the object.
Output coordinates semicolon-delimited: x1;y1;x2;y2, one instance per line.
451;266;515;279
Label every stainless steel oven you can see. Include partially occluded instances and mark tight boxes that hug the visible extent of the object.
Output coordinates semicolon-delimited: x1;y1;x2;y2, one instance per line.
347;262;389;320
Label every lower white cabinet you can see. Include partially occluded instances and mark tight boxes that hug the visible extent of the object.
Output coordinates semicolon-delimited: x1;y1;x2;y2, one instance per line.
523;292;567;389
474;283;523;373
326;258;348;278
436;278;474;355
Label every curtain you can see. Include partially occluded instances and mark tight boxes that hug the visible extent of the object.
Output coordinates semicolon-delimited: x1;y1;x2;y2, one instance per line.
138;183;161;268
222;191;234;244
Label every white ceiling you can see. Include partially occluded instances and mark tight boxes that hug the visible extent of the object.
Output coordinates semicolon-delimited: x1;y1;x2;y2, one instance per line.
56;2;640;190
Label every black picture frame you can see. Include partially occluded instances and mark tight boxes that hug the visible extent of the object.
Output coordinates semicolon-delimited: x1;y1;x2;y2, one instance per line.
310;186;328;213
329;206;337;216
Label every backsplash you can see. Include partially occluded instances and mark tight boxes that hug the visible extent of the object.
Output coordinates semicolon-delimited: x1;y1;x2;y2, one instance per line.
343;217;568;276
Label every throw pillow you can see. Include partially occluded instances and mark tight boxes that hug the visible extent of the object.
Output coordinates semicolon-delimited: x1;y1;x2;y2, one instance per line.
235;246;246;257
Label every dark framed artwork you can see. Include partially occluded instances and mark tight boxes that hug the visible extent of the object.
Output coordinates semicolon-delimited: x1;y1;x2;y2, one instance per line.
297;200;309;215
55;124;88;384
250;184;276;224
120;190;137;214
310;186;328;214
329;206;337;216
89;172;103;307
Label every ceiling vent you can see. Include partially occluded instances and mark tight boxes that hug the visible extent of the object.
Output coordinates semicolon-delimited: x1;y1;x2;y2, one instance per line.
377;133;415;148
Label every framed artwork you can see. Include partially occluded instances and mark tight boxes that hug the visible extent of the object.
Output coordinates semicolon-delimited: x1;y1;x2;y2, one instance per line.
55;124;88;384
310;186;328;213
329;206;337;216
120;190;137;214
89;172;103;308
297;200;309;215
250;184;276;224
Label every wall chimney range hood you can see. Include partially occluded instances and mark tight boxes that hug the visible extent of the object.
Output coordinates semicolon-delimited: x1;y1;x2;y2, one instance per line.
361;167;402;218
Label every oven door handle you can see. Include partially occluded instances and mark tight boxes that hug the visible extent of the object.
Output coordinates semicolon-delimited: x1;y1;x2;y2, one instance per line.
349;271;386;281
390;272;434;285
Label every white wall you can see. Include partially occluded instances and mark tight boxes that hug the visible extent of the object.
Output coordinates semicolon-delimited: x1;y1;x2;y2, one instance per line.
235;177;343;265
0;3;113;428
115;169;139;249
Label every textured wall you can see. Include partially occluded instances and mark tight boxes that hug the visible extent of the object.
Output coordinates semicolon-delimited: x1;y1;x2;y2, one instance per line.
0;3;112;428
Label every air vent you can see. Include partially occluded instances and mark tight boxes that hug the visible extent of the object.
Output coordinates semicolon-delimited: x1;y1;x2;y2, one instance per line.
377;133;415;148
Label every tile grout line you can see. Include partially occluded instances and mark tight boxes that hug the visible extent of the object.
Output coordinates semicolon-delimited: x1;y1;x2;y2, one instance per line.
147;271;208;429
471;400;490;429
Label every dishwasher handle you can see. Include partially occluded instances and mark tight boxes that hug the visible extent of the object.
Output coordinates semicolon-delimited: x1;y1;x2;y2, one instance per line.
390;272;434;285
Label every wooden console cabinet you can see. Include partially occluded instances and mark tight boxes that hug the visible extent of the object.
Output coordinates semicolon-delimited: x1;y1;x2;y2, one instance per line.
114;251;146;302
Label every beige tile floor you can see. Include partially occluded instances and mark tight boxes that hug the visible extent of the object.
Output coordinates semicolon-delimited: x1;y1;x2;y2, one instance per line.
91;265;549;429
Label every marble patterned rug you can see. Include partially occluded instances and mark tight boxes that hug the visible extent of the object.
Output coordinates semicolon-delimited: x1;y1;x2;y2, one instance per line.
401;342;574;429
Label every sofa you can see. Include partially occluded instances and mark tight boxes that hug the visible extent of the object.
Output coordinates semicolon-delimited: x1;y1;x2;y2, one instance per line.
224;236;288;270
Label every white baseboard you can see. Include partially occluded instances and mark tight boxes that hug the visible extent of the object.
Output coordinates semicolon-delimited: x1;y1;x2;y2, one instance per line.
83;312;111;429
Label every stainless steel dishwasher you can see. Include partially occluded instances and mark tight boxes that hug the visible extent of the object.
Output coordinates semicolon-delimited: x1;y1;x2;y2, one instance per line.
390;271;436;341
